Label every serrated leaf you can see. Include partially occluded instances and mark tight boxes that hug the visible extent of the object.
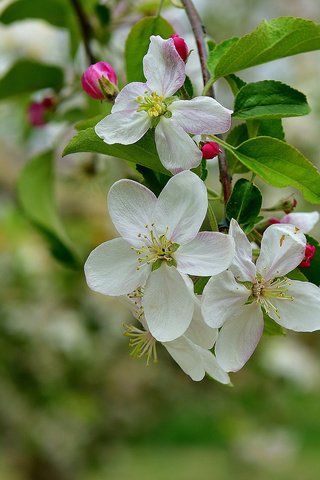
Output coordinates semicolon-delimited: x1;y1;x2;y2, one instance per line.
233;80;310;119
17;151;79;268
226;179;262;230
63;127;169;175
299;236;320;285
209;17;320;80
0;60;64;99
125;16;174;83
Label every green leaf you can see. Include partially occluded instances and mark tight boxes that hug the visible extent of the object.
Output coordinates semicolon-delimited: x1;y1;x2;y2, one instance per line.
194;277;210;295
263;313;286;336
226;179;262;230
0;60;63;99
219;136;320;204
257;119;285;140
17;151;79;268
207;37;239;77
286;268;308;282
209;17;320;80
63;127;169;175
125;16;174;83
233;80;310;120
207;201;219;231
0;0;69;27
299;236;320;285
74;113;109;131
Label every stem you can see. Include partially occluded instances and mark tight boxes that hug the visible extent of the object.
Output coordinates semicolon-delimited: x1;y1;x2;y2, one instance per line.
70;0;96;64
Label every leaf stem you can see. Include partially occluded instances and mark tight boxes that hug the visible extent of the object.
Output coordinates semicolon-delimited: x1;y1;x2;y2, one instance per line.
69;0;96;65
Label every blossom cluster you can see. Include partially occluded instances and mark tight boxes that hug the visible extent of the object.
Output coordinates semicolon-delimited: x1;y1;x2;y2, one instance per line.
83;35;320;383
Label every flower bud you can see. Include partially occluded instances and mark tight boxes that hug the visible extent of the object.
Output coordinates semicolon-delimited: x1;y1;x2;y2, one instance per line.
263;194;297;214
171;34;189;62
81;61;118;100
27;96;55;127
299;244;316;268
201;141;220;159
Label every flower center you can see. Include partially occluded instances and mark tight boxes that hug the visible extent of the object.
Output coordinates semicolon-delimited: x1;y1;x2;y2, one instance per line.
132;224;179;271
135;91;167;118
124;323;158;365
252;277;294;318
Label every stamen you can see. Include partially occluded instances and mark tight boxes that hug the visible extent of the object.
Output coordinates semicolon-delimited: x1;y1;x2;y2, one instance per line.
123;324;158;365
133;224;179;270
135;91;167;118
252;277;294;318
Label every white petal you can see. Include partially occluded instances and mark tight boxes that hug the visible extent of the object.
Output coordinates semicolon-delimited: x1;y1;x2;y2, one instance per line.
201;271;250;328
108;179;156;246
170;96;232;134
228;219;256;282
269;280;320;332
143;264;194;342
154;170;207;245
84;238;150;296
215;303;264;372
143;36;185;97
256;223;306;281
163;336;206;381
155;117;202;174
280;211;320;234
95;110;150;145
198;347;231;384
111;82;149;112
176;232;235;276
184;295;218;349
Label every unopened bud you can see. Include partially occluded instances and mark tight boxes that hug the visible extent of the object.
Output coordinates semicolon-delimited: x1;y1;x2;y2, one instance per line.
27;96;55;127
171;34;189;62
299;244;316;268
81;61;118;100
268;218;281;225
201;141;220;159
264;194;297;214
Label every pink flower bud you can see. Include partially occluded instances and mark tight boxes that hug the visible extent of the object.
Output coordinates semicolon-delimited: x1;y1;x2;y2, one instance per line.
268;218;281;225
27;96;55;127
171;34;189;62
81;61;118;100
201;141;220;159
299;244;316;268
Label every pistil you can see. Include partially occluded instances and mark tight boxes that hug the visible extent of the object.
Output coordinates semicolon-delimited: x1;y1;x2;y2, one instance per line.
135;91;167;117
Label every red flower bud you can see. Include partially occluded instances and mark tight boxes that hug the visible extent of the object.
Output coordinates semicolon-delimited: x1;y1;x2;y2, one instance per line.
201;141;220;159
299;244;316;268
171;34;189;62
283;196;297;214
27;96;55;127
81;62;118;100
268;218;281;225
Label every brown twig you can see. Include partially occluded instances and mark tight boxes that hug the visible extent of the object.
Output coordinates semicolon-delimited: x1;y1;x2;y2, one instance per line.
70;0;96;65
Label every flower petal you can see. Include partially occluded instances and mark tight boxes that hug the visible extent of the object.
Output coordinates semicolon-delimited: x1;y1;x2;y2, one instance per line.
256;223;306;281
95;110;150;145
280;211;320;234
215;303;264;372
84;238;150;296
184;295;218;349
199;347;231;384
108;179;157;246
143;36;185;96
269;280;320;332
111;82;149;112
170;96;232;134
155;117;202;174
143;264;194;342
154;170;207;245
163;336;207;381
176;232;235;276
228;219;256;282
201;271;250;328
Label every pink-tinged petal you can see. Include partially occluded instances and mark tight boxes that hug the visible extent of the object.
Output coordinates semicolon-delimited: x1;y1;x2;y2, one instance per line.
112;82;149;112
184;295;218;349
108;179;157;246
84;238;150;296
143;35;185;96
170;96;232;134
256;223;306;281
280;211;319;234
143;264;194;342
201;271;250;328
215;303;264;372
269;280;320;332
154;170;207;245
176;231;235;276
228;219;256;282
95;110;150;145
155;117;202;174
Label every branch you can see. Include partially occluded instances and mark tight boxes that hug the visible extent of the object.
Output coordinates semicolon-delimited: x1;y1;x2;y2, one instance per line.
70;0;96;65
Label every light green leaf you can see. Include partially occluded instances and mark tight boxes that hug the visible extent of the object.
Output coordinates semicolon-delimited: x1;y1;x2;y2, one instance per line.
125;16;174;82
207;37;239;78
226;179;262;230
209;17;320;80
0;0;69;27
63;127;169;175
263;313;286;336
207;201;219;231
0;60;64;99
233;80;310;119
17;151;79;268
286;268;308;282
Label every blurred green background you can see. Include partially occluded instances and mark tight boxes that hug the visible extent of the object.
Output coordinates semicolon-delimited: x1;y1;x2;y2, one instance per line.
1;1;320;479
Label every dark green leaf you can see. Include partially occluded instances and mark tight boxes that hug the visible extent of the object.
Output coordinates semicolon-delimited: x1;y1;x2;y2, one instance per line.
0;0;69;27
226;179;262;230
194;277;210;295
287;268;308;282
125;16;174;82
0;60;64;99
300;236;320;285
225;124;250;174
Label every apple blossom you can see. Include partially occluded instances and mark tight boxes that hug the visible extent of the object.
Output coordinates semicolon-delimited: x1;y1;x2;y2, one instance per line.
269;211;319;234
171;34;189;61
84;171;235;342
27;97;55;127
201;219;320;373
81;61;118;100
95;35;232;174
299;244;316;268
201;141;220;159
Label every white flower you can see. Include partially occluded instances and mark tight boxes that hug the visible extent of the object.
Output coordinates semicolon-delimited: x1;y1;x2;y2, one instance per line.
84;170;235;342
278;211;319;233
121;280;230;384
201;219;320;372
95;35;232;174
